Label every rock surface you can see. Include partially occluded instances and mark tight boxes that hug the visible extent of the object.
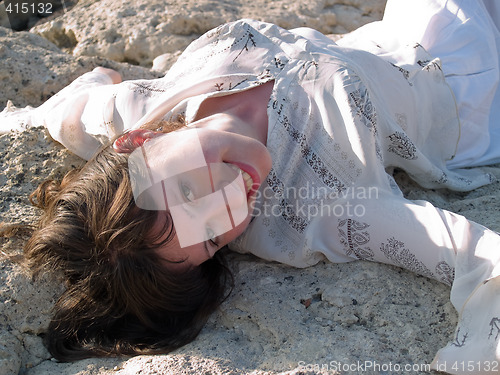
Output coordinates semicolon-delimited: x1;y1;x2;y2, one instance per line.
0;26;161;110
1;0;500;374
30;0;386;68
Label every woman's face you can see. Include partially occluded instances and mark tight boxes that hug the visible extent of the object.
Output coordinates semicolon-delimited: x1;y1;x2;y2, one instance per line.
129;114;272;267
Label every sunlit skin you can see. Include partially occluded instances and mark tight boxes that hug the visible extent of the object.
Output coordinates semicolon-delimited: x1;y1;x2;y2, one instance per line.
143;80;275;267
99;62;275;267
94;67;123;84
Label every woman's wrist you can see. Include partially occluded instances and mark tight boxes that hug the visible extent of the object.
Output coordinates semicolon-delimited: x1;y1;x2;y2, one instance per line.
92;67;122;84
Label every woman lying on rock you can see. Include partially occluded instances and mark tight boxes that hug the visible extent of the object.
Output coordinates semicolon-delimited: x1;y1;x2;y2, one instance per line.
3;0;500;373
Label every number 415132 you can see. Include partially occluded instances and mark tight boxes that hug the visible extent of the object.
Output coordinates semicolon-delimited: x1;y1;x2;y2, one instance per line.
5;2;53;15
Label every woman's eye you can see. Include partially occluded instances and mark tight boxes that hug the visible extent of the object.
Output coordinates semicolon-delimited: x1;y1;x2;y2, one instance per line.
180;182;195;202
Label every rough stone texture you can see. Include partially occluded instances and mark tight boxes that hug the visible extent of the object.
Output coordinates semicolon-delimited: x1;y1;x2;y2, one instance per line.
0;27;161;110
1;0;500;374
30;0;386;68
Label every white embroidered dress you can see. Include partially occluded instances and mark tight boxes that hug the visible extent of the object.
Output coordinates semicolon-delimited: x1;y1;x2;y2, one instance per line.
3;1;500;373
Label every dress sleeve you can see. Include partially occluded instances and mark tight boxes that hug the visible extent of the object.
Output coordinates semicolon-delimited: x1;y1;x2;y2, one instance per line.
28;70;131;160
10;69;158;160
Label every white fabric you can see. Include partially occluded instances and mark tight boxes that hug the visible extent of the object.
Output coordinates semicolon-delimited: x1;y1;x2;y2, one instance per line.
1;2;500;372
337;0;500;168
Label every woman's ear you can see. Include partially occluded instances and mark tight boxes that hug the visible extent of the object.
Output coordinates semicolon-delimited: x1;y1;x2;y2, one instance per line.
113;129;161;154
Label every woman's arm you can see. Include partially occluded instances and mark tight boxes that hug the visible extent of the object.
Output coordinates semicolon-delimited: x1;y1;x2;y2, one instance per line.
0;67;121;158
30;67;128;160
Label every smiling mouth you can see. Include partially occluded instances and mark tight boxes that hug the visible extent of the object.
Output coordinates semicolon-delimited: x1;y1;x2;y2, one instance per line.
226;163;255;194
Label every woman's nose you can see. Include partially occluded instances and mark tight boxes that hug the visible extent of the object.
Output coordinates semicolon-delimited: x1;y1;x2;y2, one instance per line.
209;163;239;190
207;163;248;226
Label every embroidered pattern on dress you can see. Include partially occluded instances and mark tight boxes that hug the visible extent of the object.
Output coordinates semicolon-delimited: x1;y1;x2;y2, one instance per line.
348;88;377;132
206;24;224;40
389;62;412;86
375;142;383;163
338;219;374;261
456;176;473;186
387;131;418;160
489;318;500;341
273;57;286;70
205;25;255;62
380;237;435;279
436;172;448;185
417;59;442;72
452;328;468;347
258;68;273;82
214;78;250;92
435;261;455;286
277;112;347;193
233;31;257;62
348;86;383;162
266;169;308;233
131;82;167;97
300;60;319;78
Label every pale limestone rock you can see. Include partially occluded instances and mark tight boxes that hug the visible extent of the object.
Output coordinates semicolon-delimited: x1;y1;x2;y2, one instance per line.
30;0;386;67
4;0;500;374
0;26;160;110
0;331;22;375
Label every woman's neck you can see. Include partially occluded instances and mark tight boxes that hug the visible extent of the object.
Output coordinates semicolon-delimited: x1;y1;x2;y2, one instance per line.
193;81;274;145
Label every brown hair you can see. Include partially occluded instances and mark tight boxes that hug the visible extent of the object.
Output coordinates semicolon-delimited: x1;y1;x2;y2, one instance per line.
21;123;233;361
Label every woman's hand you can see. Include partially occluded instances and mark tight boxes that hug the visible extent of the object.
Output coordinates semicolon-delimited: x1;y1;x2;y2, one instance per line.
93;67;122;84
